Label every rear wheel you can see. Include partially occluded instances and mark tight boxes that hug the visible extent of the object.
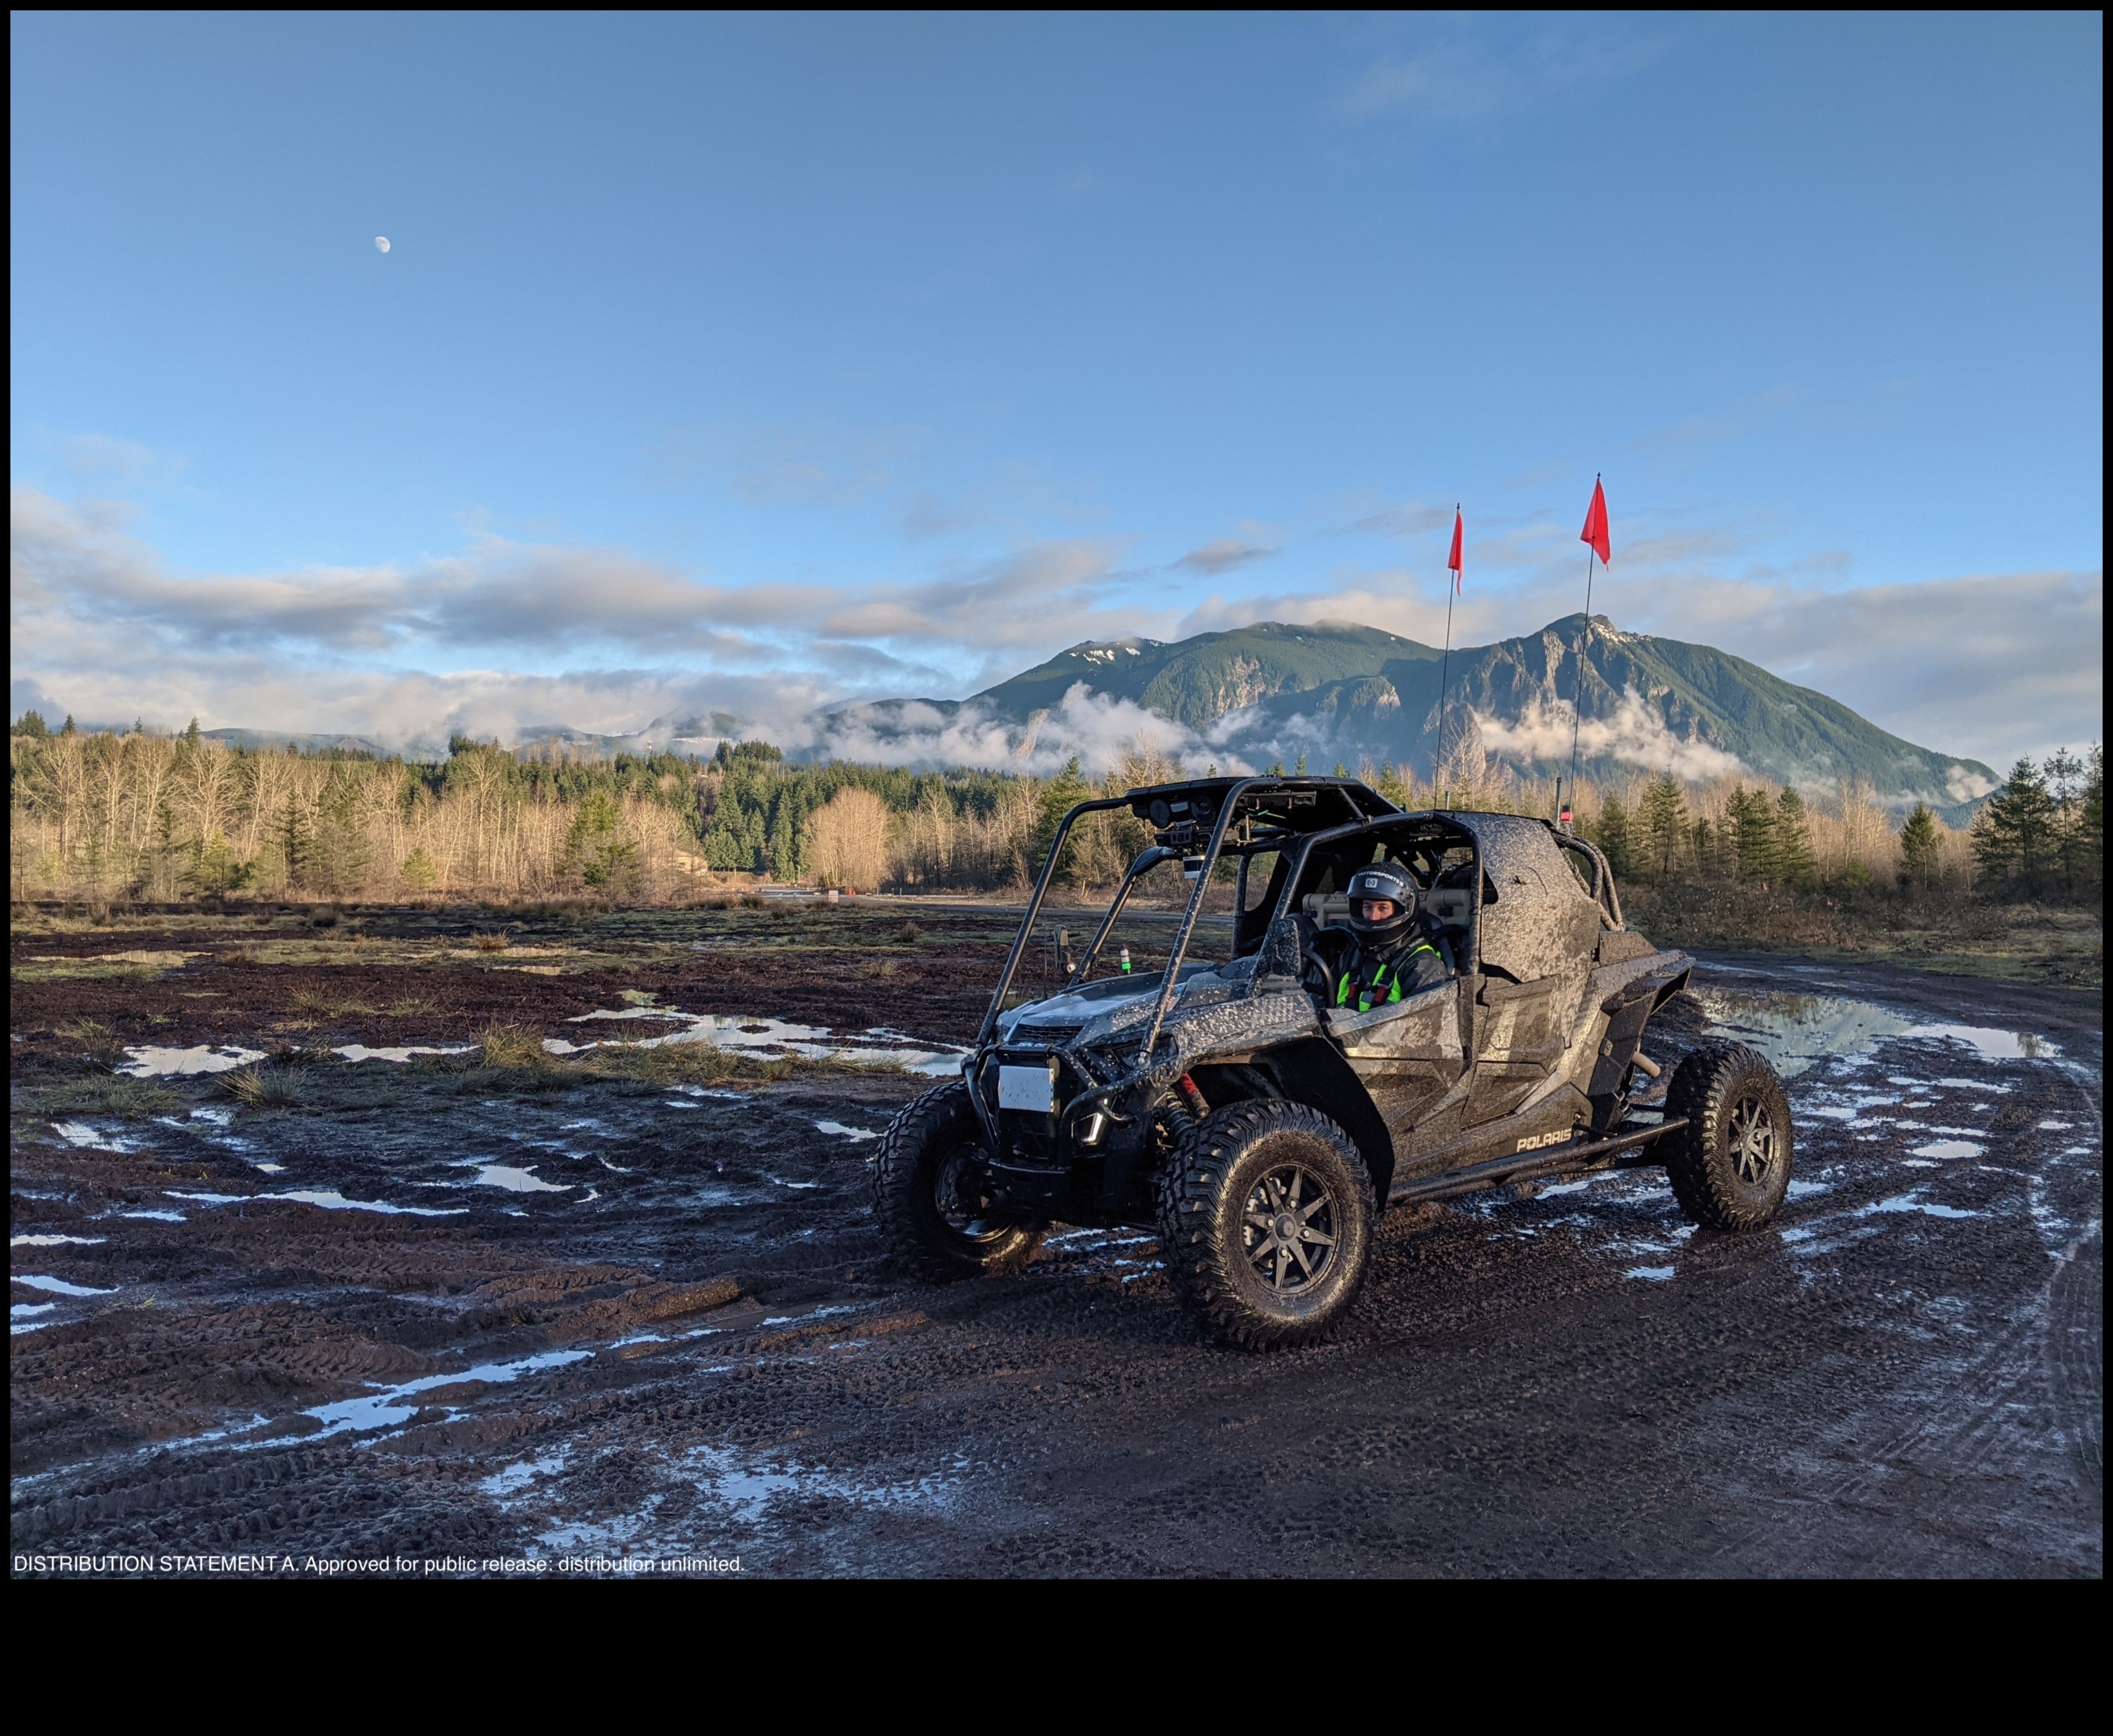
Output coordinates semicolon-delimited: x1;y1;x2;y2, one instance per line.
873;1080;1044;1282
1663;1042;1794;1231
1153;1099;1375;1350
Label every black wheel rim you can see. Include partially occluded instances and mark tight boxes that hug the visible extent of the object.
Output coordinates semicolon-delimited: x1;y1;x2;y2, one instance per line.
1240;1164;1339;1296
1726;1095;1778;1186
933;1145;1014;1244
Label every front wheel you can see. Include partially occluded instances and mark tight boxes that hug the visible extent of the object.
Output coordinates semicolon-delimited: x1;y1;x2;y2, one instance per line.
1153;1099;1375;1350
873;1079;1044;1283
1663;1042;1794;1231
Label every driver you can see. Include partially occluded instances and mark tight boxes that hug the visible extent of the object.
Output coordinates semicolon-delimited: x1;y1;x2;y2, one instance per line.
1333;865;1455;1012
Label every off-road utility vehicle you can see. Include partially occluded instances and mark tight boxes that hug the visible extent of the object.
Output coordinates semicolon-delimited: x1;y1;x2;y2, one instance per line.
874;776;1793;1348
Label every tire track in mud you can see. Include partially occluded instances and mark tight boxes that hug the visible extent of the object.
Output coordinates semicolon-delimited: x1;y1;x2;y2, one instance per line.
11;947;2104;1576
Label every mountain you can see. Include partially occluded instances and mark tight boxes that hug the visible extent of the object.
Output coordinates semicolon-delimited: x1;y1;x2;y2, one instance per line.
807;616;1996;818
186;615;1998;820
975;621;1438;729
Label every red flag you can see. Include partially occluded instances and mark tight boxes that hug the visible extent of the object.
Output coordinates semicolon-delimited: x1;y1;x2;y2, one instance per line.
1446;508;1463;594
1580;476;1611;565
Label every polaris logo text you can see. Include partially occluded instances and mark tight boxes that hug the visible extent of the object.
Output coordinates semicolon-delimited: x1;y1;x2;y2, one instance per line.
1515;1129;1571;1153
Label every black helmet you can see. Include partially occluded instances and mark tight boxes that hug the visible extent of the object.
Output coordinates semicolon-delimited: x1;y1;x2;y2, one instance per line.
1345;865;1415;942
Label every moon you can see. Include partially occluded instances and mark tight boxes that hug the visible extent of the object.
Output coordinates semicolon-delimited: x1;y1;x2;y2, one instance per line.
374;236;391;254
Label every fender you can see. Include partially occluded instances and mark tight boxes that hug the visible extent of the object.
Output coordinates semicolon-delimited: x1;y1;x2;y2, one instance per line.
1253;1036;1397;1202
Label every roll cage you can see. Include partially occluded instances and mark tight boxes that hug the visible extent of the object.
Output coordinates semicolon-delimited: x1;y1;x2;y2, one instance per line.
976;776;1624;1070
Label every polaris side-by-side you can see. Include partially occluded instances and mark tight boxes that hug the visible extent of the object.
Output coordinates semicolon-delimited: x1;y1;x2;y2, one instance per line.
874;776;1794;1348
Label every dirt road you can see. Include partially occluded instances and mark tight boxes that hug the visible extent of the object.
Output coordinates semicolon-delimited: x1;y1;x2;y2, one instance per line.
11;905;2102;1576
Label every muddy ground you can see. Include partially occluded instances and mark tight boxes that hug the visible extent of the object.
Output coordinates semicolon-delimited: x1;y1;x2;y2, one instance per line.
11;901;2103;1577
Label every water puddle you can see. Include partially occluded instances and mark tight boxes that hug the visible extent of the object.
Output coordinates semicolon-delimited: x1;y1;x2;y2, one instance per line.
334;1043;475;1064
1858;1193;1979;1221
550;1008;967;1075
12;1302;58;1333
1692;989;2062;1078
481;1448;572;1500
119;1044;269;1077
48;1122;139;1153
1626;1265;1675;1282
166;1188;467;1218
1910;1139;1985;1161
669;1443;961;1526
814;1121;881;1142
11;1234;105;1248
301;1349;594;1439
450;1162;571;1195
14;1274;118;1298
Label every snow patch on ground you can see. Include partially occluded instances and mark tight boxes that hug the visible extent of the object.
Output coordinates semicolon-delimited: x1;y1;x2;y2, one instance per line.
119;1044;268;1077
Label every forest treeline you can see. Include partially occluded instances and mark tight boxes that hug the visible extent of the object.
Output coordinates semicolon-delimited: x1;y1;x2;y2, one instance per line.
8;708;2101;908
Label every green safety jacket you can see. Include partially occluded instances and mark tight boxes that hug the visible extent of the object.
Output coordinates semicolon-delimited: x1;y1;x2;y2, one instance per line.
1335;942;1442;1013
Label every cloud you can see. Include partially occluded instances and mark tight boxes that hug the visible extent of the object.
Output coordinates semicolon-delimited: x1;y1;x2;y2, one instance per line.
1608;568;2103;771
1173;538;1275;576
1344;22;1666;123
1350;502;1456;539
805;682;1240;778
9;484;1193;755
17;477;2096;779
1180;531;2103;771
1475;686;1747;782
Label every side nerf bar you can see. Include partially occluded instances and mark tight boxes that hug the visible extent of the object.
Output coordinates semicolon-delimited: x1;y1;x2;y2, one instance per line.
1388;1116;1689;1206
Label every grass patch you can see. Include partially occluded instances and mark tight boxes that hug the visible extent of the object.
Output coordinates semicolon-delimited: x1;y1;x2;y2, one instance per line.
291;987;378;1016
476;1022;550;1068
18;1074;182;1118
567;1039;793;1089
13;959;173;983
216;1065;310;1109
385;996;438;1017
472;928;513;953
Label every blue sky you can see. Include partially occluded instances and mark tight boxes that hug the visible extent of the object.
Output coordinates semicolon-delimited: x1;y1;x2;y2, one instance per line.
10;12;2102;768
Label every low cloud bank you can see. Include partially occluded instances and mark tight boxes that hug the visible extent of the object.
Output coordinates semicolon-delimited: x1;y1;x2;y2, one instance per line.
1475;686;1747;781
801;683;1241;777
12;481;2098;776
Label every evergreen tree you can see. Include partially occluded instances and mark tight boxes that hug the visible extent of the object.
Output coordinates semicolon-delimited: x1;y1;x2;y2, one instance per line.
183;717;203;748
1898;804;1942;891
1638;773;1687;879
1971;757;2056;883
1726;785;1780;881
279;800;309;889
61;714;76;736
1034;755;1093;871
566;788;642;894
2044;746;2092;887
1775;788;1818;885
13;710;49;737
1595;791;1635;879
2078;743;2105;888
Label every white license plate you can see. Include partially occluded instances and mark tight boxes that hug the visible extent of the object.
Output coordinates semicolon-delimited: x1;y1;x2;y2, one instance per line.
998;1063;1056;1113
